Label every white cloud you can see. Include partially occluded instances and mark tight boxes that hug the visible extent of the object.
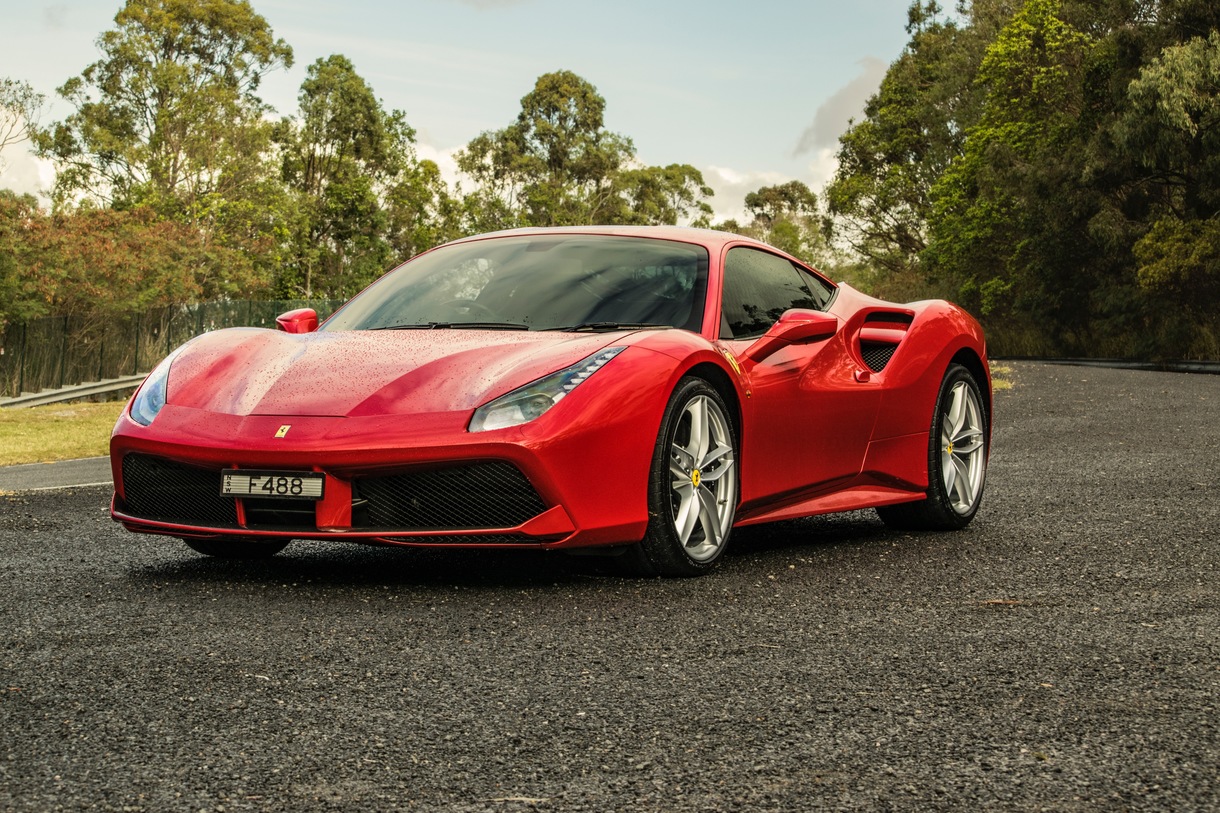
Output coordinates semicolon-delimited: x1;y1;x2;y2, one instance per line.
42;5;68;30
414;138;463;189
0;137;54;202
702;165;790;225
794;57;887;157
803;146;841;194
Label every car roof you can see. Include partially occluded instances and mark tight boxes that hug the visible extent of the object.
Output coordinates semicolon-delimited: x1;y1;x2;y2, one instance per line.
443;225;773;253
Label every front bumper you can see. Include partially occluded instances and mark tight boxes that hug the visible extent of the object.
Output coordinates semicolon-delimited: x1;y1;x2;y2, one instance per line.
110;360;670;550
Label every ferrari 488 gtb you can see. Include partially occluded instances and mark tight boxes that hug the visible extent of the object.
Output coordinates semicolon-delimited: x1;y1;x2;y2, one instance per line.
111;226;991;576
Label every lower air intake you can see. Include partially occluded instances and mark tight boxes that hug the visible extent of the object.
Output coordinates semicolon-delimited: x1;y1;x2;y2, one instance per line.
120;454;238;527
353;462;546;530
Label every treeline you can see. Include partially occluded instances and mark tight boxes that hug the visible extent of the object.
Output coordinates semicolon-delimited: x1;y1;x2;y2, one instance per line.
826;0;1220;358
0;0;742;333
3;0;1219;359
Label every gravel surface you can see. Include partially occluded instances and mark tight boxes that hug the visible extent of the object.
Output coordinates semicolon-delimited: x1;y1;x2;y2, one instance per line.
1;361;1217;811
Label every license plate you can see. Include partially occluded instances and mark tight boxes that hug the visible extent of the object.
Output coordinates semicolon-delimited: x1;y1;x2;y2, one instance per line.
221;470;325;501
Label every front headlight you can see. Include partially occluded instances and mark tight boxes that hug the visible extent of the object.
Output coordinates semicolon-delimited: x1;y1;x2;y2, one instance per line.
129;346;185;426
469;347;626;432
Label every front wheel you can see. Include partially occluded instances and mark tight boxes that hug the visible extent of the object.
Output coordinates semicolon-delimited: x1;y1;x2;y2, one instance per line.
624;378;739;577
877;363;988;530
182;537;290;559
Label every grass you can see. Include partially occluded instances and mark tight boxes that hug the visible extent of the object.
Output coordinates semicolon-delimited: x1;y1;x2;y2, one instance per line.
990;363;1015;391
0;402;124;467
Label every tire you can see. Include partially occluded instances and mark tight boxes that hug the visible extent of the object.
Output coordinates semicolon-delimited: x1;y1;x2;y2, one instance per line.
182;537;290;559
877;363;988;531
623;377;739;577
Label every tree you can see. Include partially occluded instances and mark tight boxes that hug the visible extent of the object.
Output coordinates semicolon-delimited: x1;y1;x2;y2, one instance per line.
716;181;830;267
277;55;457;298
36;0;292;218
824;2;984;289
924;0;1093;333
457;70;712;229
0;78;44;170
1120;31;1220;341
612;164;714;227
0;191;47;326
0;189;266;331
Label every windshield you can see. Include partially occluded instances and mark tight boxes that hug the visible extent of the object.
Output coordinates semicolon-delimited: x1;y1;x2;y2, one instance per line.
322;234;709;332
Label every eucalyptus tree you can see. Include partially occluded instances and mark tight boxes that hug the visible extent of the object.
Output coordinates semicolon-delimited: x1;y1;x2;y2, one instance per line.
278;55;457;298
36;0;293;263
0;78;44;169
457;70;712;229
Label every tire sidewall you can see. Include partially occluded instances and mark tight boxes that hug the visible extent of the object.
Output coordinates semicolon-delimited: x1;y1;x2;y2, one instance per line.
926;364;987;527
639;377;738;576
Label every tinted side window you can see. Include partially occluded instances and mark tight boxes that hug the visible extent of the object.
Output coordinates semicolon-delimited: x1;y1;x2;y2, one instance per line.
801;264;835;310
720;247;818;339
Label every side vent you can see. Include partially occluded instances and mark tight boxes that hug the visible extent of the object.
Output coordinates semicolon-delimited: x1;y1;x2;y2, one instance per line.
858;312;913;373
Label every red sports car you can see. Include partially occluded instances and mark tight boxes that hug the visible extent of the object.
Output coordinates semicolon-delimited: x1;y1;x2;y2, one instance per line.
110;226;991;576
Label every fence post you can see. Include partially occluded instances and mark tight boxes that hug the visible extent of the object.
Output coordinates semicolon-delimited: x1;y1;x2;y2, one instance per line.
17;323;27;396
58;316;68;389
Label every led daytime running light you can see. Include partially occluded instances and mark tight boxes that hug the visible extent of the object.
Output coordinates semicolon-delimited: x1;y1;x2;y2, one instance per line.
470;346;626;432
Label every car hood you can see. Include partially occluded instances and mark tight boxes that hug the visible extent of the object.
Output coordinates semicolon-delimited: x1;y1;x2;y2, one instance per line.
164;327;625;418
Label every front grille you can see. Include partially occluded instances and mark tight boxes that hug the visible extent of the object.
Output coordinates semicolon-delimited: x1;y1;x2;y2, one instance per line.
383;534;541;545
353;462;546;530
120;454;238;527
243;497;317;530
861;341;898;372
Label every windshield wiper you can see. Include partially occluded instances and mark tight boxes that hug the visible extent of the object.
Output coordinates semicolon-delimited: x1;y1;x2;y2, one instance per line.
373;321;530;331
547;322;670;333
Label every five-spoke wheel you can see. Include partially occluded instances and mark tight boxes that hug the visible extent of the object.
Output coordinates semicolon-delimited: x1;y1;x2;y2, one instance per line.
940;377;987;516
629;377;739;576
878;363;988;530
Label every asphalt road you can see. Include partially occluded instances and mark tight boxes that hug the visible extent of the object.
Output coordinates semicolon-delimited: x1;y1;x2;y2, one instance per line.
0;456;112;493
1;362;1217;811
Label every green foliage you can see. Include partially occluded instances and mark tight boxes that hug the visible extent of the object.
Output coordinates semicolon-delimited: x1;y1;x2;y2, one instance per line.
0;191;47;326
824;2;988;295
457;71;712;229
715;180;833;268
37;0;292;209
12;0;1218;362
827;0;1220;358
276;55;457;298
0;188;265;333
1112;30;1220;353
33;0;293;295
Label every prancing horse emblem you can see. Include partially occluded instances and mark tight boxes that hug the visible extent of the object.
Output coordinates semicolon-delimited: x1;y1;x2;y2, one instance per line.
275;425;291;438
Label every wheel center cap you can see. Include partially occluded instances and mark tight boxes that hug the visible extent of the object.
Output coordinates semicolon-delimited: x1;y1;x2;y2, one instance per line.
691;469;702;488
946;443;954;455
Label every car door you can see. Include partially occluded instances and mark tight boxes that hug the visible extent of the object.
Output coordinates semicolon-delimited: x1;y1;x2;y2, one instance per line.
716;245;881;506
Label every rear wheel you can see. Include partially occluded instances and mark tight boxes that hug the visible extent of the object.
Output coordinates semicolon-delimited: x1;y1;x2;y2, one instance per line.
624;377;739;576
182;537;290;559
877;363;988;530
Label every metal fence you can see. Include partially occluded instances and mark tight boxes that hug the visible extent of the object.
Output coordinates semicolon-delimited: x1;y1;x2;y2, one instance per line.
0;300;343;399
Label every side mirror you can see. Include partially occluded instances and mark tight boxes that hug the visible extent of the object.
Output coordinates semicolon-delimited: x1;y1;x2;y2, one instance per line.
275;308;319;334
745;309;838;363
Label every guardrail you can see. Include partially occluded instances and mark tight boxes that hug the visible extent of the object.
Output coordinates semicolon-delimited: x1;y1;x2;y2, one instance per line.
0;374;149;409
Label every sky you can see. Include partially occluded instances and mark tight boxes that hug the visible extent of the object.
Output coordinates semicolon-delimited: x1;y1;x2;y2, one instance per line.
0;0;916;221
